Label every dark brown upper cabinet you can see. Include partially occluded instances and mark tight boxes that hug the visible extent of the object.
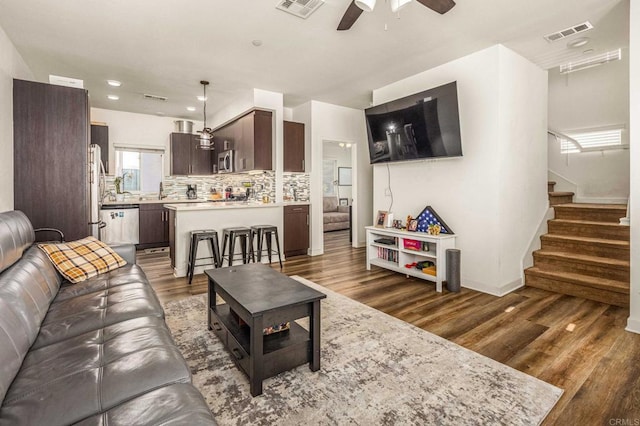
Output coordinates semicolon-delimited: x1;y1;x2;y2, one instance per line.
283;120;305;172
90;124;110;174
236;110;273;173
213;110;272;173
170;133;214;175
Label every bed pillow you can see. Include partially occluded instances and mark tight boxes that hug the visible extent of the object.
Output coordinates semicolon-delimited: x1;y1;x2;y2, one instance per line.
38;236;127;283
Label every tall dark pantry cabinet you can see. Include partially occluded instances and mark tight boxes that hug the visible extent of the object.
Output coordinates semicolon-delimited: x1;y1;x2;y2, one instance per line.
13;79;90;241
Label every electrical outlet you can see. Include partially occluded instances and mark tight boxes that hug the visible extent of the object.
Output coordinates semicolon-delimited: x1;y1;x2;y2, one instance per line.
385;188;392;196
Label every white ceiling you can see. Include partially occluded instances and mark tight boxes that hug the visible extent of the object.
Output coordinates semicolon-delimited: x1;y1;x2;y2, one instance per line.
0;0;627;121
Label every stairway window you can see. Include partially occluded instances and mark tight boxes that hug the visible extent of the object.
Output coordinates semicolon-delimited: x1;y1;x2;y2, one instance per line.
560;126;625;154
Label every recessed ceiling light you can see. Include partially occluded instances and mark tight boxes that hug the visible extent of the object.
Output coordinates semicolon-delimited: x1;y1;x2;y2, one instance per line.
252;39;263;47
567;37;590;48
187;106;196;112
197;96;207;102
583;48;594;55
107;80;122;87
107;94;119;100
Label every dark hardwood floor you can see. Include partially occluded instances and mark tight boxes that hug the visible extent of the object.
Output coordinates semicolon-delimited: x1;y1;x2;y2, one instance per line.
138;230;640;424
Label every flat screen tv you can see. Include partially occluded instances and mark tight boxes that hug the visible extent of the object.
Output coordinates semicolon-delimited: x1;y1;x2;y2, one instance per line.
365;81;462;164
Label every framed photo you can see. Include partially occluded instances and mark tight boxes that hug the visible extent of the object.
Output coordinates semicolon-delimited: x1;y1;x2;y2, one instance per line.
338;167;352;186
408;219;418;232
375;210;388;228
339;198;348;206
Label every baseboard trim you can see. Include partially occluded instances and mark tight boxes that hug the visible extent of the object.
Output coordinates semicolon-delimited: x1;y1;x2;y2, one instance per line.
626;317;640;334
461;278;523;297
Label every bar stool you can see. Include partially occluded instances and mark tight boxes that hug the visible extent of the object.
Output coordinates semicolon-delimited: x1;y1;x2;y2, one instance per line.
187;230;220;284
250;225;283;269
221;227;252;266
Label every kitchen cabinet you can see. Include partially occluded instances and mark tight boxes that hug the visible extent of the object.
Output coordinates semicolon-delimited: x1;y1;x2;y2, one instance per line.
283;204;309;257
13;79;91;242
170;133;214;175
90;124;110;174
212;110;272;173
283;121;305;172
138;204;169;249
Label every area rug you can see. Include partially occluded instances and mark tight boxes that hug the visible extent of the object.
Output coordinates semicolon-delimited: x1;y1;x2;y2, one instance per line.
164;276;562;425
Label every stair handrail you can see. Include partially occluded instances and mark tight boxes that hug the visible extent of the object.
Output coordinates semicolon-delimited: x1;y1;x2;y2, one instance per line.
548;128;583;152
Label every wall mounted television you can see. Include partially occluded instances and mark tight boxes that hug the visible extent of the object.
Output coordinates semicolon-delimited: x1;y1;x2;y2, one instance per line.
365;81;462;164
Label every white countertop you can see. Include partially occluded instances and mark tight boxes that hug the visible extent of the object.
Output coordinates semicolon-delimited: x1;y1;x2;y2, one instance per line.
102;198;206;205
164;201;309;211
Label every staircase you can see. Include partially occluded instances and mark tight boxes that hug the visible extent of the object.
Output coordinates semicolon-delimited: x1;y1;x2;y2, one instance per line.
524;182;630;307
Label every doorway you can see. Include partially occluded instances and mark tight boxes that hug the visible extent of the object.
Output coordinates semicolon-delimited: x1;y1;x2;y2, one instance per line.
322;140;354;251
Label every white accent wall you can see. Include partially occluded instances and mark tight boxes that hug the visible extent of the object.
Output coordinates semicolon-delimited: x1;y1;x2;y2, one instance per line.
371;45;548;296
547;54;630;203
292;101;372;254
627;1;640;334
0;25;33;212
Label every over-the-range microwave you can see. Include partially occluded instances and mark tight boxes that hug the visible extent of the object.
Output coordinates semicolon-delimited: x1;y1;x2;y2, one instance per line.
218;150;234;173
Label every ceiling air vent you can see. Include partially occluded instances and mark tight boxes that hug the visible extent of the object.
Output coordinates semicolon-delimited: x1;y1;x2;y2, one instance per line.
276;0;324;19
143;94;168;102
544;21;593;43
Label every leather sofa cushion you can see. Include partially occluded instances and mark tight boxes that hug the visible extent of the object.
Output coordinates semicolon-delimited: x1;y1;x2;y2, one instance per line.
73;383;216;426
0;316;192;426
0;211;35;274
0;247;61;404
55;264;149;302
32;282;164;349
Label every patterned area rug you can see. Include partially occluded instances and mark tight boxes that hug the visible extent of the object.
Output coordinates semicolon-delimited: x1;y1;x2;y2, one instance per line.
164;276;562;425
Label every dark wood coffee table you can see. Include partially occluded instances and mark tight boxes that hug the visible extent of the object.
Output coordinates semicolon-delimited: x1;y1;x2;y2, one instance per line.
206;263;326;396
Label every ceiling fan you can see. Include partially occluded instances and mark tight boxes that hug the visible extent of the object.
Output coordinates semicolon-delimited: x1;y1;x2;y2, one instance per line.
337;0;456;31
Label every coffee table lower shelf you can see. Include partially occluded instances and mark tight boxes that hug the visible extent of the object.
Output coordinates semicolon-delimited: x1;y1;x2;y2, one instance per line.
210;304;312;380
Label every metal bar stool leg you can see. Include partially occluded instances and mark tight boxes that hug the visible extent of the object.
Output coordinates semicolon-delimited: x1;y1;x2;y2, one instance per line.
188;234;198;284
209;236;221;268
266;231;273;264
221;232;229;267
240;235;248;264
273;229;283;268
229;232;236;266
256;229;264;263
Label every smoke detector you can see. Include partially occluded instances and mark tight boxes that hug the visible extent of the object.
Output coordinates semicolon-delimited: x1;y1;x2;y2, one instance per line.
276;0;324;19
544;21;593;43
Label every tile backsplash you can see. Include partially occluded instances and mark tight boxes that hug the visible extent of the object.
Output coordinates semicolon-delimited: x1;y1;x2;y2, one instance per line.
104;172;310;202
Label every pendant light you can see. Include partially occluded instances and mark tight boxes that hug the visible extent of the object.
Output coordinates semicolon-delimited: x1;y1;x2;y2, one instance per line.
197;80;214;150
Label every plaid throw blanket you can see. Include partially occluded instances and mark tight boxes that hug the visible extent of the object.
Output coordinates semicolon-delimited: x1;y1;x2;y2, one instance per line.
38;236;127;283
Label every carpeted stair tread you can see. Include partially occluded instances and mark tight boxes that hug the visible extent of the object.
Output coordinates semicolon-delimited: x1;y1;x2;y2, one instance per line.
540;234;629;248
549;218;628;227
525;267;629;294
553;203;627;210
533;250;629;269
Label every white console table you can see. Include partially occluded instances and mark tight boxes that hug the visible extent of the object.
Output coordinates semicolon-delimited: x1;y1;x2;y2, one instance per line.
365;226;457;292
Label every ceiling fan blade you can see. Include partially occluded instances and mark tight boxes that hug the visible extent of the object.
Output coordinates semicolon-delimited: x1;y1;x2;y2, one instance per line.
337;1;364;31
416;0;456;14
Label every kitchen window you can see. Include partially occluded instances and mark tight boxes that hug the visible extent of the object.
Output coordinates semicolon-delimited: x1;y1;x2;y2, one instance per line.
114;147;164;193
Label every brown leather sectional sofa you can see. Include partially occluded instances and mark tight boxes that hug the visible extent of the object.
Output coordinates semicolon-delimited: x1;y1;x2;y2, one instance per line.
0;211;216;425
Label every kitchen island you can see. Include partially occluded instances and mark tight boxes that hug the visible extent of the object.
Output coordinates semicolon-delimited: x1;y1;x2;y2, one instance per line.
165;202;303;277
